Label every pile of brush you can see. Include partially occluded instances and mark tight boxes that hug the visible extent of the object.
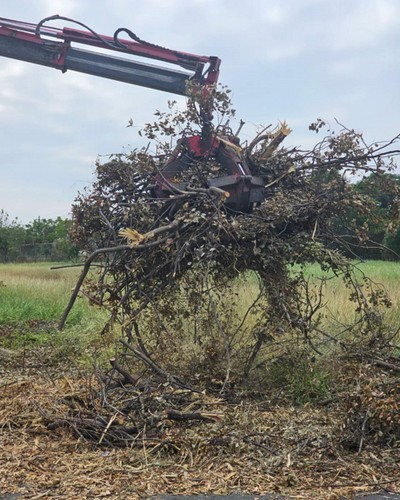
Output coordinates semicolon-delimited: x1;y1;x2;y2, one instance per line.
64;92;399;393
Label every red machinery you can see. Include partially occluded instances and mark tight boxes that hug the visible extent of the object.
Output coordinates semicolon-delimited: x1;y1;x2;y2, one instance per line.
0;15;265;212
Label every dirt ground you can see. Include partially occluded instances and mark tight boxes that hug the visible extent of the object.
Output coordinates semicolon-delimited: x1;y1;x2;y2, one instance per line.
1;347;400;500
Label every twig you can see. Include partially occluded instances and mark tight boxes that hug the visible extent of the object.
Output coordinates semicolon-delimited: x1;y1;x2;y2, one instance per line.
51;263;88;269
120;339;200;392
358;412;369;454
98;413;119;445
46;415;108;430
234;119;245;138
209;293;231;394
109;357;139;386
59;221;182;330
165;409;221;422
367;357;400;373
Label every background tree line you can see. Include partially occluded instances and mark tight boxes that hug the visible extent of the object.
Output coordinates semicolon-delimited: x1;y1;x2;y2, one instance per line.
333;173;400;260
0;211;79;262
1;173;399;263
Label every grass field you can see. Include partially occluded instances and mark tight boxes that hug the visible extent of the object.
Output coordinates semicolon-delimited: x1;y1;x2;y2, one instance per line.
0;262;94;324
1;259;399;359
0;262;74;324
0;262;109;358
1;259;400;329
304;260;400;329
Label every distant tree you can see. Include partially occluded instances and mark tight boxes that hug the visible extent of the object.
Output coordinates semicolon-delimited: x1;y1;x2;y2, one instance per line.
330;174;400;259
0;212;78;262
24;217;79;261
0;210;25;262
382;229;400;259
353;174;400;259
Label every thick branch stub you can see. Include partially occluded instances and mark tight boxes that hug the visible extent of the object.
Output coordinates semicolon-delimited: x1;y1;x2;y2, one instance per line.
58;245;130;330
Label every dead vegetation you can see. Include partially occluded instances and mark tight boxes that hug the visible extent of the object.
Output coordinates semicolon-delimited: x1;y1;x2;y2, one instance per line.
64;87;400;389
1;348;400;498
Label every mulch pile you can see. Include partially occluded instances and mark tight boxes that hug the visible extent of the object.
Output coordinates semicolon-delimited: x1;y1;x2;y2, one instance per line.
1;349;400;499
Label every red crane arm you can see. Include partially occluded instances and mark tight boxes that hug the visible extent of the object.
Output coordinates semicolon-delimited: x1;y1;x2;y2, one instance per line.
0;15;266;212
0;15;220;95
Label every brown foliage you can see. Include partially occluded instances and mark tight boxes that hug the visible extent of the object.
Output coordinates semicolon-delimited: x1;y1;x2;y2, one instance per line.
68;90;400;388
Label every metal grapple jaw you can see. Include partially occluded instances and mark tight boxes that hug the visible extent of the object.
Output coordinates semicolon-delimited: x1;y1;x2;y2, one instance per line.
152;134;265;213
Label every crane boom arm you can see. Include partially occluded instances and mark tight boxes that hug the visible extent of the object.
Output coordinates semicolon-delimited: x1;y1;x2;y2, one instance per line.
0;15;267;212
0;15;220;96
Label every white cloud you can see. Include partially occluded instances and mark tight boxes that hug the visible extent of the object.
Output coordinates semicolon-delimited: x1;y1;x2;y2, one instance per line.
223;0;400;62
0;59;26;78
321;0;399;52
37;0;81;19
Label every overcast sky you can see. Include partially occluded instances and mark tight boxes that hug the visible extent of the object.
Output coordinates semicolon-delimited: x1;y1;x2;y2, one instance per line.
0;0;399;223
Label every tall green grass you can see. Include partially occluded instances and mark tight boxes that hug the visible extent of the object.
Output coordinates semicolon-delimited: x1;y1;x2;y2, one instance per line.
2;260;399;330
0;262;97;325
1;260;399;364
0;262;112;362
302;260;400;329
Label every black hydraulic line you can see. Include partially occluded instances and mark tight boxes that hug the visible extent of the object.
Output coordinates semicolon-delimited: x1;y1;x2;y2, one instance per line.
35;14;118;51
36;14;197;65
